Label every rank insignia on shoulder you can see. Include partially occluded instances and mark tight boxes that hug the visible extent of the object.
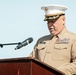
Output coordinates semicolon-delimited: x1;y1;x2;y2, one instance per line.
40;41;46;44
55;38;70;44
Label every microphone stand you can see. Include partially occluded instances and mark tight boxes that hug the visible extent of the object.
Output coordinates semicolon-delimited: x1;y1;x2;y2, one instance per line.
0;42;21;48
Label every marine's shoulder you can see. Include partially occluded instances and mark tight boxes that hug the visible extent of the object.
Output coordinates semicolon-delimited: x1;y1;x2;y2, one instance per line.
38;34;52;42
66;30;76;38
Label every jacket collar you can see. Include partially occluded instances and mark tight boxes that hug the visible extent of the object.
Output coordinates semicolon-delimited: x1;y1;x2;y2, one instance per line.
56;27;67;38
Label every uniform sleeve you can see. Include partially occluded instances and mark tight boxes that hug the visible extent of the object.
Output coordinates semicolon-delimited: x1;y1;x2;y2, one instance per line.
29;40;39;59
57;39;76;75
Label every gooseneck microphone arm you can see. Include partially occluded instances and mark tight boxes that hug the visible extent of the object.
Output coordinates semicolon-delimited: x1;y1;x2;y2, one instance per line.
0;42;21;48
0;37;33;50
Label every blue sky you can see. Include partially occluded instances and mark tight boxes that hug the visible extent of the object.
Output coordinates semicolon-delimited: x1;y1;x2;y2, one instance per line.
0;0;76;59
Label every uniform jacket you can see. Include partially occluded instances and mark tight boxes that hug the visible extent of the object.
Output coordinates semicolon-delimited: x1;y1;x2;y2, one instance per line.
30;27;76;75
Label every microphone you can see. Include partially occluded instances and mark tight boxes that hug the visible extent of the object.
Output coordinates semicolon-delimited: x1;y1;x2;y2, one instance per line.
15;37;33;50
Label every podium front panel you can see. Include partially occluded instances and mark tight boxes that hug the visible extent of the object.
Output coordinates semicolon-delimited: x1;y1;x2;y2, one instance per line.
0;57;64;75
0;59;31;75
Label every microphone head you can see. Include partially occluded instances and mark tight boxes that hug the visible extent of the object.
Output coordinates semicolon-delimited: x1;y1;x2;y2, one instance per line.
15;37;33;50
28;37;33;43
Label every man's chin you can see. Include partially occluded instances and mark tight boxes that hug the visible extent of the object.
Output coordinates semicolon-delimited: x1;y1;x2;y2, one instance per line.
50;32;56;36
50;31;54;34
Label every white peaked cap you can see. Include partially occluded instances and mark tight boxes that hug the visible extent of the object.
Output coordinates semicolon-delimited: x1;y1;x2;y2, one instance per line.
41;4;68;16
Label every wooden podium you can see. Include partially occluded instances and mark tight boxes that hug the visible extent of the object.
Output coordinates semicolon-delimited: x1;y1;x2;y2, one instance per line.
0;57;65;75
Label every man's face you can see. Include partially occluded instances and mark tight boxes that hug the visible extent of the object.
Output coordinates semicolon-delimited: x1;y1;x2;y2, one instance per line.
47;15;65;36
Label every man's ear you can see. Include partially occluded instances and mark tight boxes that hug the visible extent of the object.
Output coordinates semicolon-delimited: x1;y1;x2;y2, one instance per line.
62;16;65;25
63;16;65;21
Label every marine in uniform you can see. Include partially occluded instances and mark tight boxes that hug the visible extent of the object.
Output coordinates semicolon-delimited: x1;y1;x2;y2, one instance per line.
29;4;76;75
